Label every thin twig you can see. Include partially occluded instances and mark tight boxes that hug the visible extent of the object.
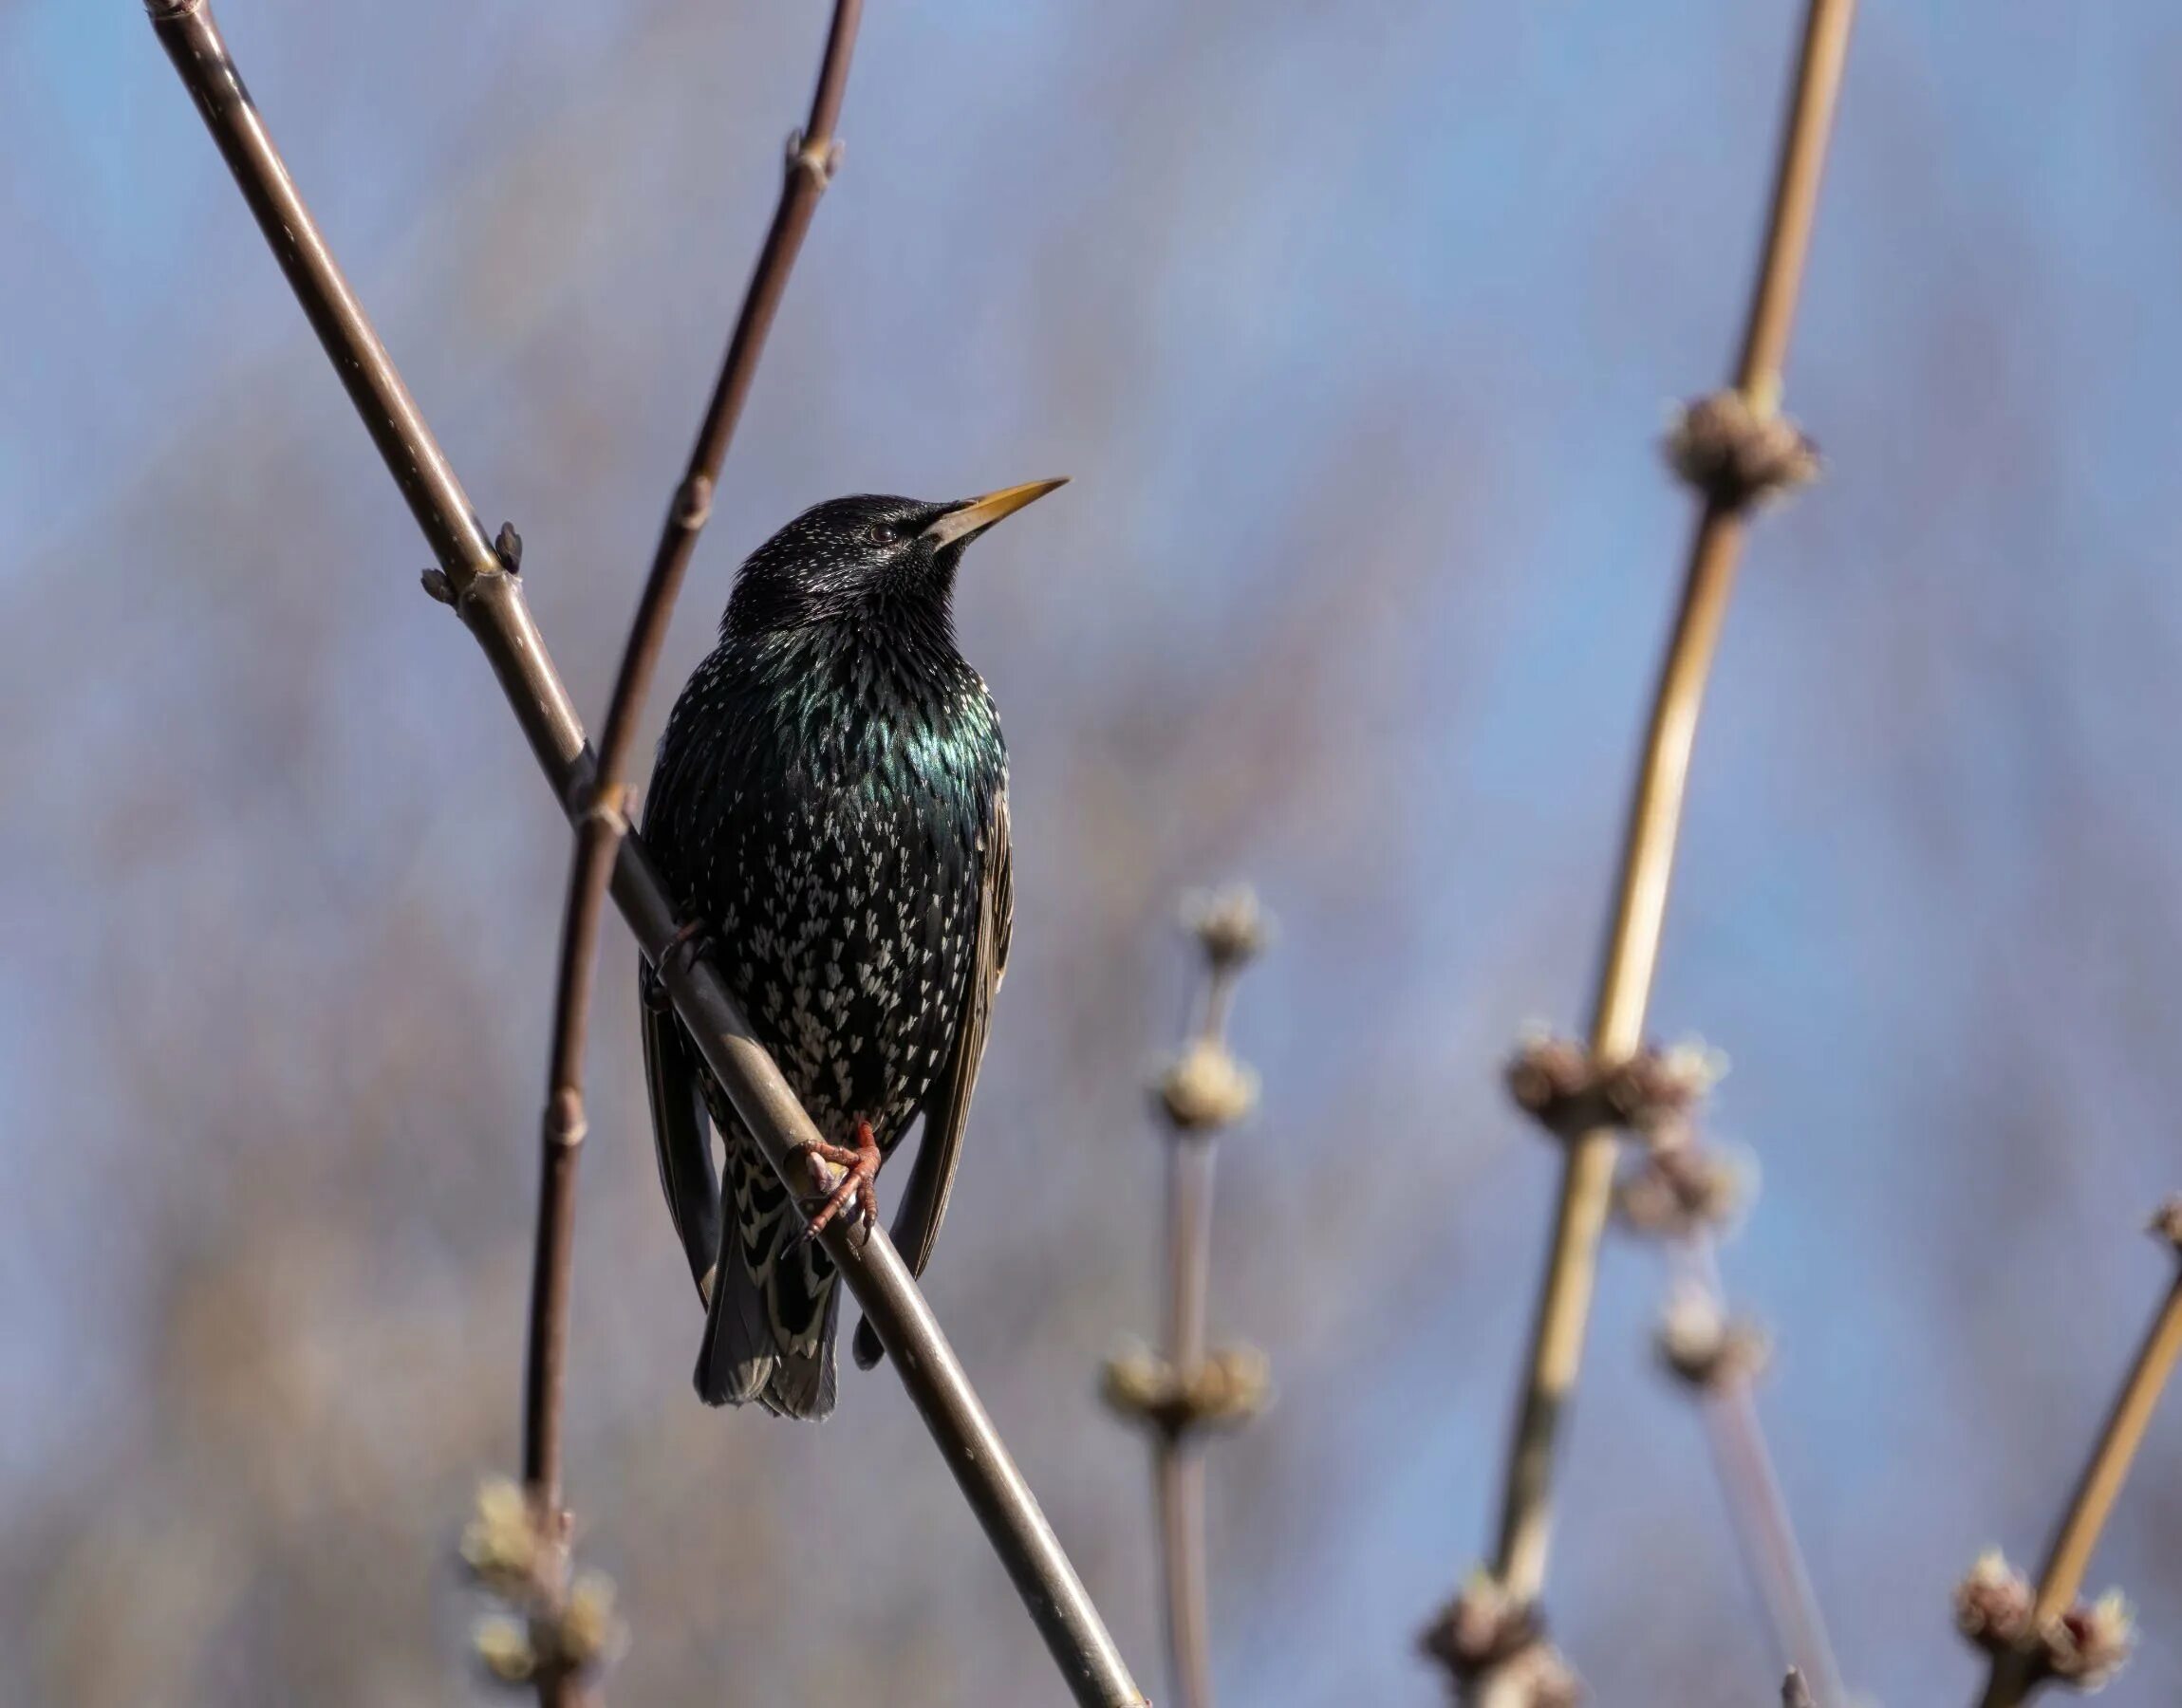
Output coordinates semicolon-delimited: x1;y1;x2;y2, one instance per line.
145;7;1147;1702
1160;968;1236;1708
1483;0;1855;1650
519;2;860;1692
2027;1275;2182;1625
1704;1383;1841;1704
1107;894;1269;1708
1677;1234;1845;1704
1973;1245;2182;1708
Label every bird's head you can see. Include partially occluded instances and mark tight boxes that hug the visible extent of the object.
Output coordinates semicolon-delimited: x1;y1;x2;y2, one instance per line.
724;480;1067;639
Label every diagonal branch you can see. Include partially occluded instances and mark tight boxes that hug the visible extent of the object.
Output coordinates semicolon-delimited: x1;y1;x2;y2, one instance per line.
522;0;861;1684
1480;0;1855;1665
144;5;1147;1703
1695;1334;1845;1705
1649;1186;1846;1703
1968;1204;2182;1708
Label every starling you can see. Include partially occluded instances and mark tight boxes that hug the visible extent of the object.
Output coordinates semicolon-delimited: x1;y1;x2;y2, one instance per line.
638;480;1064;1419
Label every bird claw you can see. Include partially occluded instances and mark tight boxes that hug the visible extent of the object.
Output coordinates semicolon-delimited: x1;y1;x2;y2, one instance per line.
793;1120;882;1248
643;916;716;1010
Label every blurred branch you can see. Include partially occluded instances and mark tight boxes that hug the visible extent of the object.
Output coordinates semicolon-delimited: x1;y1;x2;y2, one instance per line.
1464;0;1855;1696
1701;1356;1842;1700
1619;1119;1844;1702
521;3;859;1698
144;5;1147;1703
1106;889;1273;1708
1963;1200;2182;1708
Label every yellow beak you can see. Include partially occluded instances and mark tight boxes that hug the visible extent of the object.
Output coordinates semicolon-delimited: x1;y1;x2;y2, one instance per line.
919;477;1069;550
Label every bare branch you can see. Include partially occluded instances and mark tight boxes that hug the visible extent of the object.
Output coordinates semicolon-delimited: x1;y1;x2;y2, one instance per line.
1632;1132;1842;1702
1966;1202;2182;1708
1698;1355;1845;1707
1468;0;1856;1691
1106;888;1273;1708
519;4;861;1697
144;6;1147;1702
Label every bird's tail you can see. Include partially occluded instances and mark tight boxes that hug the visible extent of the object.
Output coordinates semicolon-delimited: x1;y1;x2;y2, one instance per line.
696;1138;842;1420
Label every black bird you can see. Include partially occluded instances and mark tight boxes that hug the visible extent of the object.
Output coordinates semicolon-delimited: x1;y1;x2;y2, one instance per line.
638;480;1063;1419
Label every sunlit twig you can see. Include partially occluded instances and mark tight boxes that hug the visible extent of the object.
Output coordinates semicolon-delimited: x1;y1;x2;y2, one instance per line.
1458;0;1856;1698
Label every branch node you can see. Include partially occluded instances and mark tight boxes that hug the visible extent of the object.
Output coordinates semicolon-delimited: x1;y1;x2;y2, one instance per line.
1654;1287;1770;1391
1504;1033;1722;1144
1419;1573;1580;1706
546;1088;588;1152
1955;1551;2134;1692
1664;389;1819;511
785;128;844;185
1101;1342;1271;1439
673;472;716;531
420;566;457;607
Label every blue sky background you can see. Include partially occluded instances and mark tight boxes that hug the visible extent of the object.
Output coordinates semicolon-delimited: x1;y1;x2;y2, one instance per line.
5;3;2182;1704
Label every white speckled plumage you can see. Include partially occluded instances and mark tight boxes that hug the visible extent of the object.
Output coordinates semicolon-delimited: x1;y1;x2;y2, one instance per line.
638;493;1016;1420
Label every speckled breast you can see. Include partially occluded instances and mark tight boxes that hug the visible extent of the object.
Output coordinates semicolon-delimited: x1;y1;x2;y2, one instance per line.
707;779;979;1149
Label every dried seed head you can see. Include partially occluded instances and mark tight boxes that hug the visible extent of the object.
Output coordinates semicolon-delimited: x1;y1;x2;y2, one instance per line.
1191;1345;1273;1428
474;1614;537;1685
1954;1553;2133;1688
2148;1195;2182;1253
1101;1345;1168;1417
1664;390;1819;511
1157;1038;1259;1132
1655;1288;1770;1390
1183;884;1274;972
1615;1142;1748;1240
1491;1643;1583;1708
1418;1574;1579;1705
1505;1034;1595;1124
1419;1572;1533;1675
2047;1589;2134;1688
1605;1039;1725;1139
1505;1034;1722;1142
1953;1550;2036;1652
554;1570;625;1674
1101;1341;1272;1438
459;1480;617;1687
460;1478;544;1598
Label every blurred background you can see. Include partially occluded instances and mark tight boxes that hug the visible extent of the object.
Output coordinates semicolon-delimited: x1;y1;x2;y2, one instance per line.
5;2;2181;1703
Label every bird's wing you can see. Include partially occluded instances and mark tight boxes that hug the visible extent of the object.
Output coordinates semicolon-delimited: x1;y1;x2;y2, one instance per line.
641;987;725;1302
854;782;1012;1369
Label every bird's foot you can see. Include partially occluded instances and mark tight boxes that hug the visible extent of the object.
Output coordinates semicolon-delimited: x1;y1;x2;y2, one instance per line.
793;1119;882;1246
642;916;716;1011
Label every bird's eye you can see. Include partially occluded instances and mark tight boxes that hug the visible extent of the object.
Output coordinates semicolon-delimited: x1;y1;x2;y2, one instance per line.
863;522;900;548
